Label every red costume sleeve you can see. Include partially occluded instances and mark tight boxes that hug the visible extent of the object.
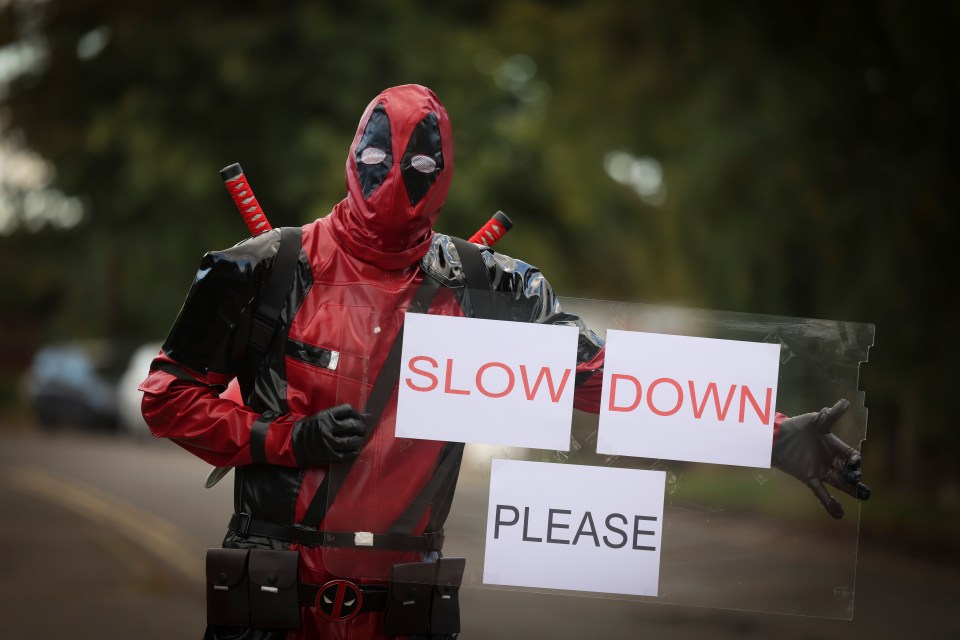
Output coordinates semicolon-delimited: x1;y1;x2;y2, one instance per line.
139;352;302;468
573;347;605;414
772;411;787;444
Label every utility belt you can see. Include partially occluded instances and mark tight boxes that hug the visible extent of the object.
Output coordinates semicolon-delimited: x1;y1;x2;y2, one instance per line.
206;515;464;635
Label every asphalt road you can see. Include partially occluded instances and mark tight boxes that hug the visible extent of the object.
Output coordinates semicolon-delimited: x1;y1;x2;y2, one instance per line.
0;427;956;639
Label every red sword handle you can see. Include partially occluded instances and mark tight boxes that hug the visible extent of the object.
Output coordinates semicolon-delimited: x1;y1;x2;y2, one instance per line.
221;163;272;236
468;210;513;247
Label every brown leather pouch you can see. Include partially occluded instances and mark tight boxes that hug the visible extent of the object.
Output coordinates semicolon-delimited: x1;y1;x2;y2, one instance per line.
206;548;250;627
430;557;466;635
384;561;437;636
247;549;301;629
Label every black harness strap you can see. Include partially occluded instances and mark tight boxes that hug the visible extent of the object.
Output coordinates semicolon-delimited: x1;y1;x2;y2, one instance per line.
242;227;302;387
299;238;491;535
388;441;464;535
299;473;331;527
387;238;493;535
299;275;442;528
226;227;302;472
450;236;495;319
362;276;442;438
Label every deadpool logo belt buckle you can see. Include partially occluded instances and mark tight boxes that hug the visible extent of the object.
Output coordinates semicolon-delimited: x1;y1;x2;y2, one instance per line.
316;579;364;621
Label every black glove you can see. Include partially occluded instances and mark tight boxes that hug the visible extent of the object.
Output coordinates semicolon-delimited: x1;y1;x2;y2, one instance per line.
771;399;871;519
291;404;367;465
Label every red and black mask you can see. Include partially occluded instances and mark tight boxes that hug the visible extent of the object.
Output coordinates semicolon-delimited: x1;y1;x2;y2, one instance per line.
332;84;453;270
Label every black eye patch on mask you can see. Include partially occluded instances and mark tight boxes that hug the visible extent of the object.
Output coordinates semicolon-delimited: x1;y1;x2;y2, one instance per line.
355;105;393;198
401;112;444;206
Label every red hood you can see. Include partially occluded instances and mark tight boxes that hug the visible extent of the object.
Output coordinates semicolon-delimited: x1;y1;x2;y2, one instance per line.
330;84;453;270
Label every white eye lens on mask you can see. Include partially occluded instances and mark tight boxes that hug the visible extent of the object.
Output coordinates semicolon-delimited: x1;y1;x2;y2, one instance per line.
360;147;387;165
410;154;437;174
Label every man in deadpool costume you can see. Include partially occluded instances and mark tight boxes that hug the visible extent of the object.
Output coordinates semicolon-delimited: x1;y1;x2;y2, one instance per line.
141;84;869;639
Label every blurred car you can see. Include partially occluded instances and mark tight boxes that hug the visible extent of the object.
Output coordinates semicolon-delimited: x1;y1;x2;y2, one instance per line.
116;341;162;437
21;340;130;430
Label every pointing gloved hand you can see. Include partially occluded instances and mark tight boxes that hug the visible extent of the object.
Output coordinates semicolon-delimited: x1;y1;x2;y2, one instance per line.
771;399;871;519
291;404;367;465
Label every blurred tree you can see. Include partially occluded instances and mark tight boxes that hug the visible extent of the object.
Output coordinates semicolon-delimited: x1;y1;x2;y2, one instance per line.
0;0;511;340
471;0;960;492
0;0;957;491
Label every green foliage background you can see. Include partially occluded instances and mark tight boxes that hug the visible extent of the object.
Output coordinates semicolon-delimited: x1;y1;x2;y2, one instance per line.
1;0;957;495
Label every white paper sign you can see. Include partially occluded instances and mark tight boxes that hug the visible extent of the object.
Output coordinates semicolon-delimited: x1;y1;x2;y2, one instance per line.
598;330;780;468
483;459;665;597
396;313;578;449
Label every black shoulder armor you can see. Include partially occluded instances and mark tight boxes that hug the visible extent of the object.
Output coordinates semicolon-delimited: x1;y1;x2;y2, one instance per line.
162;230;283;375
